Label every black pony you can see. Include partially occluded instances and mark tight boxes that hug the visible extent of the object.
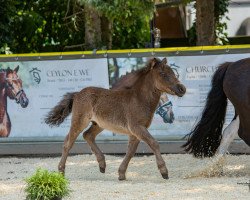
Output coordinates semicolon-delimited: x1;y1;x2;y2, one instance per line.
183;58;250;157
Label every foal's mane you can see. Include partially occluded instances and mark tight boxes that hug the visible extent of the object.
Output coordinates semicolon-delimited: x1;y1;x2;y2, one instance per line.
112;58;161;90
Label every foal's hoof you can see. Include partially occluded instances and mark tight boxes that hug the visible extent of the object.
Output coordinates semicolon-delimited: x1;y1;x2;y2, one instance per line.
161;174;169;179
118;175;126;181
99;167;105;173
58;167;65;175
59;171;65;177
58;169;65;175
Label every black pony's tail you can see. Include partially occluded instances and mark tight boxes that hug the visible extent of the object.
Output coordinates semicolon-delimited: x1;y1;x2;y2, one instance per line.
182;62;232;157
45;92;76;127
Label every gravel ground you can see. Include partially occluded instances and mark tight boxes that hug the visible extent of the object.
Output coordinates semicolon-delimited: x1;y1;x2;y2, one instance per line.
0;154;249;200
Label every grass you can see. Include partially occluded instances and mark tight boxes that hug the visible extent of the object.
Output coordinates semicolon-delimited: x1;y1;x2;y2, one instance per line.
25;168;70;200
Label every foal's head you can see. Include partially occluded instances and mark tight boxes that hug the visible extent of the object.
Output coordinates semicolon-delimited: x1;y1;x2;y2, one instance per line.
5;66;29;108
150;58;186;97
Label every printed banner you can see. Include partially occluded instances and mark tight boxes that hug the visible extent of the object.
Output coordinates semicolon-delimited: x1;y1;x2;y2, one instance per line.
0;58;109;137
108;53;250;136
1;53;250;139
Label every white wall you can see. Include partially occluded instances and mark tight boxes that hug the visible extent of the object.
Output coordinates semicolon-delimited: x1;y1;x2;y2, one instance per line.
223;3;250;36
186;1;250;37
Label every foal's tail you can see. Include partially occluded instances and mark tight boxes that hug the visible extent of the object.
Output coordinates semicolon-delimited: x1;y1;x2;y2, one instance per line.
45;92;76;127
182;62;232;157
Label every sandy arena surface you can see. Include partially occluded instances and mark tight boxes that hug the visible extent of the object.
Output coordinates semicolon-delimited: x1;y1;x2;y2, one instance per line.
0;154;249;200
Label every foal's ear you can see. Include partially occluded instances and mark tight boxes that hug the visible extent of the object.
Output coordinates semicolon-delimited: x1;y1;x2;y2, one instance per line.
6;67;11;73
161;58;167;65
150;58;158;69
14;65;19;73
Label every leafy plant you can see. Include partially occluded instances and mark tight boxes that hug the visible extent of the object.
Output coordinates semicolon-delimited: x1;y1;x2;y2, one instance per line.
214;0;230;45
25;168;70;200
78;0;155;49
1;0;155;53
1;0;85;54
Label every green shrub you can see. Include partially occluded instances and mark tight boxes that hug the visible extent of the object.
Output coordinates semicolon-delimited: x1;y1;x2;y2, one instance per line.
25;168;70;200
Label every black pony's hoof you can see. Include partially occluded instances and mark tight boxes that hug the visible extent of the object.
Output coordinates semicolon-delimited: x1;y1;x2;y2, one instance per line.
162;174;169;179
99;167;105;173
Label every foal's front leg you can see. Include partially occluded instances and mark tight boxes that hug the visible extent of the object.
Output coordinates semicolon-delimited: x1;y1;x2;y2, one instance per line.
131;125;168;179
118;135;140;180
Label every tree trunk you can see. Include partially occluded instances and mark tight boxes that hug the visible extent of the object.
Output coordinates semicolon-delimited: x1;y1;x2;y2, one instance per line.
101;16;113;49
196;0;215;46
84;5;101;50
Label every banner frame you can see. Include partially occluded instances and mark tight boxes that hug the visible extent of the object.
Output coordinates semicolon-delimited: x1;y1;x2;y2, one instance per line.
1;45;250;62
1;45;250;154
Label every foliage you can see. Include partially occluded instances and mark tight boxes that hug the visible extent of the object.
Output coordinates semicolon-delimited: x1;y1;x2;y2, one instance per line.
78;0;155;49
214;0;230;45
1;0;156;53
187;22;196;46
79;0;154;22
1;0;85;53
0;44;12;54
112;15;152;49
25;168;70;200
1;0;230;53
0;0;17;53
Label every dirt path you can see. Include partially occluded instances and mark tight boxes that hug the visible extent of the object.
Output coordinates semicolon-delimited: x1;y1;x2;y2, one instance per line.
0;154;249;200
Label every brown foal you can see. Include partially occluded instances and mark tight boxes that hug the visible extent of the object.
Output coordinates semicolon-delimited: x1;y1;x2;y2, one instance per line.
45;57;186;180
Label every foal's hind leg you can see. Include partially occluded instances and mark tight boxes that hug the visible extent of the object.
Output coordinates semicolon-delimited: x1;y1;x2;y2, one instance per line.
118;135;140;180
58;115;90;174
83;122;106;173
131;125;168;179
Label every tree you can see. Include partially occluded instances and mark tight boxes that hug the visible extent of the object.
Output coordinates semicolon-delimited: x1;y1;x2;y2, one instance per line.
84;4;101;49
78;0;155;50
196;0;215;45
188;0;229;46
1;0;155;53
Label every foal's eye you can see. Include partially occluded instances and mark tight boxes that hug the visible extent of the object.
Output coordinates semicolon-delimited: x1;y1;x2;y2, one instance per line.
160;72;166;77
